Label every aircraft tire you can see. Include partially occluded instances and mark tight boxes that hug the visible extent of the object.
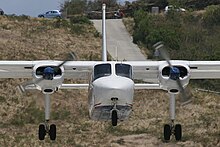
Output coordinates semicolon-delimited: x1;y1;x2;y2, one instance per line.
174;124;182;141
164;124;171;141
112;110;118;126
39;124;46;140
49;124;56;140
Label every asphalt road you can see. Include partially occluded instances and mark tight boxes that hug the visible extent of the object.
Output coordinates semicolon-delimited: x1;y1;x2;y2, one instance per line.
92;19;146;61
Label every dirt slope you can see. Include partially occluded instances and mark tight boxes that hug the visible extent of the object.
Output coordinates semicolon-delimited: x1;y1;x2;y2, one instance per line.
0;16;219;147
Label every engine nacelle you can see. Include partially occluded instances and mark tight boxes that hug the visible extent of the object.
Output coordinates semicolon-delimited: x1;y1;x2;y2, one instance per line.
32;61;65;93
158;61;190;94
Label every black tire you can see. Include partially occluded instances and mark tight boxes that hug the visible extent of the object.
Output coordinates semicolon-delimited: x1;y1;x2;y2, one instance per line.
164;124;171;141
174;124;182;141
112;110;118;126
39;124;46;140
49;124;56;140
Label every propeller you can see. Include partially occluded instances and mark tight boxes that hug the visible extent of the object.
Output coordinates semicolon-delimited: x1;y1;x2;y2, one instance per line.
153;41;192;105
18;52;77;94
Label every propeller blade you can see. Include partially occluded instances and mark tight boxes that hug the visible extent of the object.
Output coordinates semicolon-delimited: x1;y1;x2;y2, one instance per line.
153;41;192;105
153;41;173;68
69;51;78;61
176;79;192;105
17;78;43;93
17;84;26;93
57;52;78;68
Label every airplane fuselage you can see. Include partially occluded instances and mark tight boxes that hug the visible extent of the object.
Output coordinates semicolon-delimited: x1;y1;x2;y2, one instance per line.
88;62;134;121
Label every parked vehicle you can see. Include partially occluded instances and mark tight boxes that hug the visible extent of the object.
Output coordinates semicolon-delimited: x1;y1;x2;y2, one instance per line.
164;5;186;14
0;8;4;15
38;10;62;18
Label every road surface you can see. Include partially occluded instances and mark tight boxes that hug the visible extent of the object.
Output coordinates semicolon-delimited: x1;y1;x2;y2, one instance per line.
92;19;146;61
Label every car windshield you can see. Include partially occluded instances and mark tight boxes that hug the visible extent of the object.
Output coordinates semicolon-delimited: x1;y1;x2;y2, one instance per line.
115;63;132;79
93;63;111;80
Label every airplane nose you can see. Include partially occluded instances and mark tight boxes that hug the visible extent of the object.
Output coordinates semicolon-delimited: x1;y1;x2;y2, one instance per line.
93;76;134;103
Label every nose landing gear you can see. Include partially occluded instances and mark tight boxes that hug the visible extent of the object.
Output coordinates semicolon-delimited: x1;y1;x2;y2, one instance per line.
111;98;118;126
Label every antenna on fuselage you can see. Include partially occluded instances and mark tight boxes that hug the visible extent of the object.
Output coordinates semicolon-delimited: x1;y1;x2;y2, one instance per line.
102;3;107;62
115;41;118;61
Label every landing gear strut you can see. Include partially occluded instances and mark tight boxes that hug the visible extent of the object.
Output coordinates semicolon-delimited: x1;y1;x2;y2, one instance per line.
164;94;182;141
38;94;56;140
111;98;118;126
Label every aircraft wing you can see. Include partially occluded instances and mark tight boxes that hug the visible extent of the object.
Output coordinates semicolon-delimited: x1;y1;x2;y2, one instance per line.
0;60;220;81
189;61;220;79
126;61;160;83
0;61;34;78
62;61;97;79
0;61;97;80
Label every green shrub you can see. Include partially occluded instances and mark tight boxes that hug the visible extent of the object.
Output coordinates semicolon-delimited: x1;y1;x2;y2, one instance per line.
54;18;70;28
203;5;220;27
70;24;84;34
133;10;182;56
70;15;92;24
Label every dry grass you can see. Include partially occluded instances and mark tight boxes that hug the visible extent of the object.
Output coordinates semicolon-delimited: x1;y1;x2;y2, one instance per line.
0;15;219;147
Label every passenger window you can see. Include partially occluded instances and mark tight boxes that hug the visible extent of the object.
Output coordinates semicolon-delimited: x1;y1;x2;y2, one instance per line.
115;64;132;79
93;64;111;81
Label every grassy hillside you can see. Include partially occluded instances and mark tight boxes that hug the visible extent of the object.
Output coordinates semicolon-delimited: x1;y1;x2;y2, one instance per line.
0;15;219;146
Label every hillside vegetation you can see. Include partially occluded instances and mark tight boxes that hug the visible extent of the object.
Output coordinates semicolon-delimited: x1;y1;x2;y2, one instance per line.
126;5;220;91
0;15;219;146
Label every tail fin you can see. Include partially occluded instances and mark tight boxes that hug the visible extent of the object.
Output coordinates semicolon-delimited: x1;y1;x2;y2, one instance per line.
102;3;107;62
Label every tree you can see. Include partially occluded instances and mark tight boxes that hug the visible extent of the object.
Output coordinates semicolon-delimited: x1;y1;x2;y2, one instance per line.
61;0;87;16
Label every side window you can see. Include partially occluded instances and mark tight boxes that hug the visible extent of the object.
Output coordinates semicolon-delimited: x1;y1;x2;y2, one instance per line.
93;64;111;81
115;64;132;79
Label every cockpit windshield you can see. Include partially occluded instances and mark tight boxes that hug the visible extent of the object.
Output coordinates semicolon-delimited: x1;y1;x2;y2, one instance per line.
93;63;111;80
115;63;132;79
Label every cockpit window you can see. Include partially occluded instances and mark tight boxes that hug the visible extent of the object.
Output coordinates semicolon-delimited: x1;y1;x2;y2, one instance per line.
93;63;111;80
115;64;132;79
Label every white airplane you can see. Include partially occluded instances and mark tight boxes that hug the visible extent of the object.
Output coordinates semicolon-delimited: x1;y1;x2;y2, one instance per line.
0;4;220;142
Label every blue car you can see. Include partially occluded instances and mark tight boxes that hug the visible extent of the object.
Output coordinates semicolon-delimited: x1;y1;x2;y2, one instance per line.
38;10;62;18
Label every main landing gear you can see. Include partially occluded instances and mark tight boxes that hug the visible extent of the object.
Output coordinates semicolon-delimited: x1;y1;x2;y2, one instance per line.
38;94;56;140
111;98;118;126
164;94;182;141
39;122;56;140
164;122;182;141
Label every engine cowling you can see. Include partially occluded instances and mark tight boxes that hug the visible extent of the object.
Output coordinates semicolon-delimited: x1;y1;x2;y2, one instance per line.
32;61;65;94
158;61;190;94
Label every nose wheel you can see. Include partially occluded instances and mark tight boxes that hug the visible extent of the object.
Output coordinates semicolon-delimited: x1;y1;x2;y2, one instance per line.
111;110;118;126
111;98;118;126
38;122;56;140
